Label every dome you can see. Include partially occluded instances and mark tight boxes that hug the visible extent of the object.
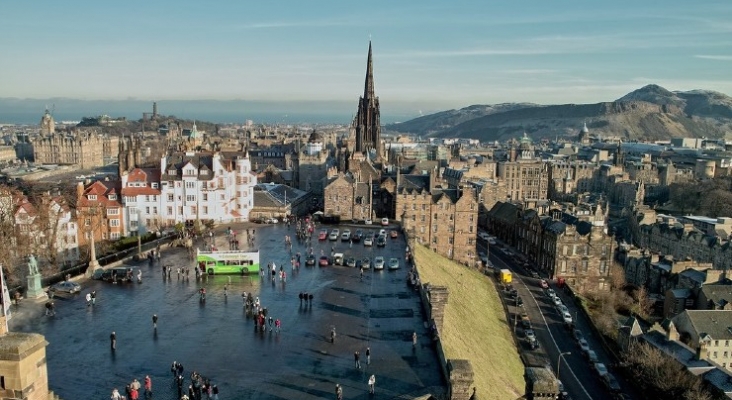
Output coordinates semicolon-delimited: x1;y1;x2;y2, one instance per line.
581;122;589;133
308;130;323;143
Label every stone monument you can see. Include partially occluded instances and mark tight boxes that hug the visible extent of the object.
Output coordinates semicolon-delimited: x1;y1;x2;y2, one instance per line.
26;255;45;299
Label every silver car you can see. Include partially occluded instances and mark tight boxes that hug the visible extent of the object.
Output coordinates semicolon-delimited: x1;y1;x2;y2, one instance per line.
388;257;400;270
373;256;385;270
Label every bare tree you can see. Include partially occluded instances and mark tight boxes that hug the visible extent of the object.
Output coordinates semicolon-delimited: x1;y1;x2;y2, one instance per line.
631;286;654;320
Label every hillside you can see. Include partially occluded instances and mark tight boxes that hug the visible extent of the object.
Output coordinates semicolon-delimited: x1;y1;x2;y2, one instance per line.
385;84;732;142
414;244;524;400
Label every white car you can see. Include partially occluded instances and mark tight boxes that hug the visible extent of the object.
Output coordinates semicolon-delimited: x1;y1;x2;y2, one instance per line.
594;362;608;377
329;229;340;241
562;312;573;325
552;296;563;306
373;256;385;270
558;304;569;315
388;258;399;270
364;219;373;225
381;218;389;226
341;229;351;241
364;235;374;246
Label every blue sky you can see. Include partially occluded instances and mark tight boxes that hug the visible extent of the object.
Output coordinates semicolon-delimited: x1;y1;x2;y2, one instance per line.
2;1;731;114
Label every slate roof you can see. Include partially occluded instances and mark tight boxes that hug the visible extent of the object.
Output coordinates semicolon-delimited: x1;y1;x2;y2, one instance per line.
678;310;732;341
161;153;216;181
487;202;519;224
400;175;429;191
700;284;732;310
255;183;309;204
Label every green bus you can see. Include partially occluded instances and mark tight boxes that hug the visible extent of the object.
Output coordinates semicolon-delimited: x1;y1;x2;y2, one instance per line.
196;249;260;275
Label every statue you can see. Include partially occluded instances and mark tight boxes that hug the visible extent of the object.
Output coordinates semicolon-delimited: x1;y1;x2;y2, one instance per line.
28;254;39;276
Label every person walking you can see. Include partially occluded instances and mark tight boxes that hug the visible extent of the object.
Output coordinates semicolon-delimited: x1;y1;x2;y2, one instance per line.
212;384;219;400
368;375;376;394
110;388;122;400
91;290;96;305
45;301;55;316
354;351;361;369
412;331;418;349
152;314;158;330
110;331;116;350
275;318;281;333
335;384;343;400
330;327;336;343
366;347;371;365
144;375;152;399
85;292;92;307
360;267;364;282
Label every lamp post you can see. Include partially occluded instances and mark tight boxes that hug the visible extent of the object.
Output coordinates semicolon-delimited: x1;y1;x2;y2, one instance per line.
557;351;571;381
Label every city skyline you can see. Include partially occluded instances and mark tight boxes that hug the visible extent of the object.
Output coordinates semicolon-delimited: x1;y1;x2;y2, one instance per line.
2;1;732;116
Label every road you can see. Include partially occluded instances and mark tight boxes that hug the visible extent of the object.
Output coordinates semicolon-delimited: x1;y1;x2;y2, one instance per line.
10;222;444;400
479;237;623;400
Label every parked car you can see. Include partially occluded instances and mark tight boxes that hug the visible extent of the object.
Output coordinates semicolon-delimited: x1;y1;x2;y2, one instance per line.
578;338;590;353
341;229;351;242
529;271;540;279
388;257;400;270
265;217;279;224
319;256;330;266
546;288;556;297
333;253;345;266
353;230;363;242
594;362;608;377
381;218;389;226
98;267;134;283
572;329;584;342
379;229;387;236
345;257;357;268
524;329;536;341
516;296;524;307
376;235;387;247
585;350;598;363
602;373;621;393
390;229;398;239
361;257;371;269
562;312;573;325
306;255;316;266
364;219;373;225
373;256;385;270
364;235;374;247
329;229;340;241
552;296;563;306
49;281;81;294
318;229;328;240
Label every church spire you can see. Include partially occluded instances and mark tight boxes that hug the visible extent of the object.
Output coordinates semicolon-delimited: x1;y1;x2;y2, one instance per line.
364;41;375;101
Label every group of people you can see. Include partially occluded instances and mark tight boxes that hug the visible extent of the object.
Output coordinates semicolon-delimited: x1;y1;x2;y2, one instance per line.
169;362;220;400
110;376;152;400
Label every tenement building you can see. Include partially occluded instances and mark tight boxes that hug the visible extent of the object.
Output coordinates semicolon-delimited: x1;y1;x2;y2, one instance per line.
487;201;613;290
497;134;549;202
394;168;479;266
76;180;125;244
323;173;374;221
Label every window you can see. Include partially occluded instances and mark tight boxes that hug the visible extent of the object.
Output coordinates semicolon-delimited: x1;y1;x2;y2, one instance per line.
178;207;183;214
107;208;119;216
167;194;174;202
109;194;117;200
153;207;157;214
167;206;172;215
186;181;195;189
146;207;150;214
152;183;158;189
186;195;196;202
203;206;208;214
110;232;120;240
109;219;120;227
220;194;225;200
84;218;91;226
88;195;97;201
203;193;208;201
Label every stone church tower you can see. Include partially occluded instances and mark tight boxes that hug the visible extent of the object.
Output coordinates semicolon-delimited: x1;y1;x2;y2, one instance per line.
118;134;143;176
352;42;382;160
40;109;55;135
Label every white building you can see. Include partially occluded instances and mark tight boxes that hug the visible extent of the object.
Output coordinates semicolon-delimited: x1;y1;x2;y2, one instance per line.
120;168;162;235
158;151;256;225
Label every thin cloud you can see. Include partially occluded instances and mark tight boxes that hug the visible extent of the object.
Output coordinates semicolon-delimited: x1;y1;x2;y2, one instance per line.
232;20;350;29
694;55;732;61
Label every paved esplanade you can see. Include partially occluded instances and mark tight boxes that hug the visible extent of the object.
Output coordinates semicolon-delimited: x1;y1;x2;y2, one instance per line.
11;223;444;399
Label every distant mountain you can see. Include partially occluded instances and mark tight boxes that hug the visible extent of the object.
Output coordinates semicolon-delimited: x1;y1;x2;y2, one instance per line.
385;84;732;141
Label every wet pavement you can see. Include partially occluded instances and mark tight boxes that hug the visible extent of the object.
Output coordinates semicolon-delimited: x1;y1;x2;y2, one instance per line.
11;223;445;399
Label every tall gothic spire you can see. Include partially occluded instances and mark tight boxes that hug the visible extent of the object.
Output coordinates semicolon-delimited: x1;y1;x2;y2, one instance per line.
364;41;375;101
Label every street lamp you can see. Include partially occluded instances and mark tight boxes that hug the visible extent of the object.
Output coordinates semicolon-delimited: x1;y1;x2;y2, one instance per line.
557;351;571;381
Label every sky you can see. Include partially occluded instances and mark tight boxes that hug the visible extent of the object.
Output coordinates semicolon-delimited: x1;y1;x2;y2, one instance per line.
2;1;732;116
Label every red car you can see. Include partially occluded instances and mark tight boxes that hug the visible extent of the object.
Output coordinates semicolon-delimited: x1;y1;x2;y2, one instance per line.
318;229;328;240
319;256;329;266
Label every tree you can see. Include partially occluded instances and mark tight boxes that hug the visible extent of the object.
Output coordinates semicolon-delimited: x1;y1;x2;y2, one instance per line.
631;286;654;320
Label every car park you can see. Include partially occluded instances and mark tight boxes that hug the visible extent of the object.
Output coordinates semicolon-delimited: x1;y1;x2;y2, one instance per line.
390;229;398;239
345;257;357;268
373;256;385;270
364;235;374;246
319;256;329;266
329;229;340;241
578;338;590;353
381;218;389;226
306;255;316;266
376;235;387;247
388;257;400;270
318;229;328;240
361;257;371;269
49;281;81;294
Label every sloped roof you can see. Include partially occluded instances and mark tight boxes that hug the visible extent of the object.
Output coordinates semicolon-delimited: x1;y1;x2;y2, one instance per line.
487;202;519;223
700;284;732;309
677;310;732;341
401;175;429;191
161;152;217;181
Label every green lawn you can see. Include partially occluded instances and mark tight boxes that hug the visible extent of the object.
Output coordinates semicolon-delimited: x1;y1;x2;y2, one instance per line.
414;245;524;400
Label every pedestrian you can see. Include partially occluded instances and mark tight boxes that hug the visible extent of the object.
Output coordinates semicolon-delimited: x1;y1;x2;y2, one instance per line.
282;270;287;283
111;388;122;400
268;316;274;332
366;347;371;365
131;378;141;392
212;384;219;400
224;284;228;297
152;314;158;329
354;351;361;369
412;331;417;349
85;292;92;306
360;268;364;281
91;290;96;305
144;375;152;399
368;375;376;394
110;331;116;350
275;318;281;333
335;383;343;400
171;361;178;377
130;387;139;399
331;327;336;343
137;269;142;283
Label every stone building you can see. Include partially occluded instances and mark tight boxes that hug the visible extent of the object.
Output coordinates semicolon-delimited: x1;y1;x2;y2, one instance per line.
395;170;479;266
496;135;549;202
673;310;732;372
33;129;118;169
487;201;613;290
251;183;311;220
351;41;382;159
76;180;125;245
297;130;329;199
323;173;373;221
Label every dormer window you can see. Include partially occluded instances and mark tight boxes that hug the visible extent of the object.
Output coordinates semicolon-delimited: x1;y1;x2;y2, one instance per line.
200;170;208;175
185;169;196;176
109;194;117;200
87;195;97;201
168;169;177;176
152;183;158;189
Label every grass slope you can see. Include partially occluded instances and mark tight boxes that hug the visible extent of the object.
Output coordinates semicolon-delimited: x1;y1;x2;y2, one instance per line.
414;245;524;400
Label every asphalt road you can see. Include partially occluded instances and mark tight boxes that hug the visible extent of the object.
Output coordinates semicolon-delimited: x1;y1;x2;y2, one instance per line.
479;237;625;400
10;222;444;400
